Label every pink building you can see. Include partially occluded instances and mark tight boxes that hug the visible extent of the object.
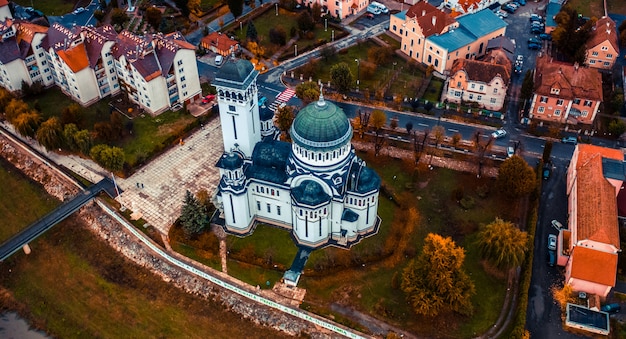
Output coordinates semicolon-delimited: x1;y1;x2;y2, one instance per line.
299;0;369;19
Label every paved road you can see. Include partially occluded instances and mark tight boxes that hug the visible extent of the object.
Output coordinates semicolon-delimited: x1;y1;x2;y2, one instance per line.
0;178;117;261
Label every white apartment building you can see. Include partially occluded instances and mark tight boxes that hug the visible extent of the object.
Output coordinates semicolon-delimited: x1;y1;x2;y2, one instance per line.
0;19;54;92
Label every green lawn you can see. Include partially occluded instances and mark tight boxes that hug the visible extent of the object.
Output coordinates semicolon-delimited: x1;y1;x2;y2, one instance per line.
13;0;74;16
423;77;445;102
563;0;605;18
0;157;60;243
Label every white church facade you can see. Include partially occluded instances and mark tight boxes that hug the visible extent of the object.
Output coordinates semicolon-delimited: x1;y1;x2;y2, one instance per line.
212;56;381;250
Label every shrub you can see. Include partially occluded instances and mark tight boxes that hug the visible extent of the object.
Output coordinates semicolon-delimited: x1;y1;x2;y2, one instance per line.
459;196;475;210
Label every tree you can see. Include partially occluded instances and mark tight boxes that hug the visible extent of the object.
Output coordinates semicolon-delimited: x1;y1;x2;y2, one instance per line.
188;0;201;14
63;123;80;151
246;21;258;41
367;46;394;66
61;103;83;127
5;98;30;123
295;82;320;105
269;26;287;46
552;6;595;62
608;119;626;138
497;155;537;200
179;190;209;239
542;140;553;163
472;131;493;178
146;7;163;30
93;121;115;142
111;8;130;27
247;41;265;58
297;11;315;32
319;45;335;61
36;117;63;151
0;87;13;108
311;3;322;22
330;63;353;93
432;125;445;147
476;218;528;270
275;105;295;140
370;109;386;131
74;129;92;155
226;0;244;18
401;233;475;317
14;111;42;138
90;144;125;171
520;70;534;102
405;121;413;134
93;9;105;22
174;0;190;16
552;284;575;309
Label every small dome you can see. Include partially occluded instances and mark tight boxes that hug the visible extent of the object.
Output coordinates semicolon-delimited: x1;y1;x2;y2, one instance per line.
292;180;331;206
216;152;243;170
213;57;257;90
291;96;352;151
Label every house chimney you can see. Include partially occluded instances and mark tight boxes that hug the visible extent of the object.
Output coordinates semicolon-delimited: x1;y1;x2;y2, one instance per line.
432;16;436;26
422;10;426;16
574;62;579;70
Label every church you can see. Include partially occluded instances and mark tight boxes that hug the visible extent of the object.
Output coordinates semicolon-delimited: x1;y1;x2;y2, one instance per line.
212;56;381;250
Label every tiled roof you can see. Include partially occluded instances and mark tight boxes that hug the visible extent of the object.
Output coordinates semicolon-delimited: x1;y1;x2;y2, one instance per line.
450;57;511;85
81;25;117;69
0;0;8;6
575;144;623;248
534;56;602;101
0;36;21;64
133;52;161;81
43;22;78;52
15;21;48;45
570;246;617;287
586;17;619;53
455;0;482;13
406;2;456;37
57;43;90;73
201;32;238;53
486;36;515;55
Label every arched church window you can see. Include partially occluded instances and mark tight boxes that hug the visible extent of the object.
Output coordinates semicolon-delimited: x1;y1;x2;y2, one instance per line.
238;93;243;101
225;91;231;98
218;90;224;96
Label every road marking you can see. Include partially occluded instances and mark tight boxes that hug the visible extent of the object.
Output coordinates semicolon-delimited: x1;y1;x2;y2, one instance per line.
448;128;459;132
418;123;429;127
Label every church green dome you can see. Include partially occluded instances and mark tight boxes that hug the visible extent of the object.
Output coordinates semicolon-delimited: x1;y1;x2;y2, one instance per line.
291;95;352;151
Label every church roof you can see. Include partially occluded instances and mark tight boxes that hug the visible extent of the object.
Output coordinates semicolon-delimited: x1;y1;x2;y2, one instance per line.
291;96;352;151
291;180;331;206
247;140;290;184
213;56;258;90
348;165;381;194
216;152;243;170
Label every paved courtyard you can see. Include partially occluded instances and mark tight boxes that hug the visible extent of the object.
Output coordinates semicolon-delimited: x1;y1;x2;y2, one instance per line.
116;117;224;234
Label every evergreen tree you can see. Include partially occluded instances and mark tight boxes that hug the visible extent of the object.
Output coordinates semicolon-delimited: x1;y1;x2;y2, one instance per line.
401;233;475;317
179;190;209;239
477;218;528;270
330;62;353;93
246;21;258;41
227;0;244;18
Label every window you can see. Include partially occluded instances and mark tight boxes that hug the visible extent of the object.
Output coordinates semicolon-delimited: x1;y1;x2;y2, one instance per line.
604;62;610;66
271;189;275;196
554;109;561;116
457;81;461;87
601;46;608;51
589;59;596;64
179;68;184;73
556;99;564;106
256;201;261;210
581;110;588;117
537;106;545;113
477;95;482;100
277;206;281;215
584;100;592;107
410;40;413;47
493;88;498;94
454;91;461;97
540;96;548;103
551;88;560;95
479;85;484;91
177;60;183;66
470;84;475;89
266;204;271;213
592;51;599;56
180;76;186;82
392;25;396;31
229;105;236;112
607;54;613;59
573;98;581;105
469;94;474;100
490;98;497;103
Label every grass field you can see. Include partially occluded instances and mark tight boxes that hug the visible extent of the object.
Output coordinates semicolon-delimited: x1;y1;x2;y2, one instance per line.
0;213;289;338
0;157;59;243
13;0;75;16
566;0;626;17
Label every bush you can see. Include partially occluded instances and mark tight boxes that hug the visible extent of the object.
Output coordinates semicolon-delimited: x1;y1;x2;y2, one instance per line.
459;196;475;210
269;26;287;46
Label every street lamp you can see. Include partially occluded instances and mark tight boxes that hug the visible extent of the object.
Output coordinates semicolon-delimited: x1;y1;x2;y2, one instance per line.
275;3;278;16
331;29;334;42
295;44;298;57
325;18;327;32
392;61;397;71
239;20;243;32
354;59;360;84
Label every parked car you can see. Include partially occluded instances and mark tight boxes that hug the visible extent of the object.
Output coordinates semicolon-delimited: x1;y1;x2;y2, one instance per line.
562;136;578;144
507;146;515;158
507;2;519;9
215;55;223;66
491;128;507;139
496;10;508;18
528;37;541;44
73;7;86;14
542;166;551;180
548;234;557;251
502;5;516;13
366;12;374;19
547;250;556;267
528;42;542;50
601;303;621;314
539;33;552;40
202;94;215;104
530;26;544;34
531;21;545;28
258;96;268;107
551;219;563;230
516;0;526;5
530;14;544;22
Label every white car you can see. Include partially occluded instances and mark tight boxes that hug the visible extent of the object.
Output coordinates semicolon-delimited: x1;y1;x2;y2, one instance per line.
73;7;86;14
548;234;557;251
491;129;507;139
507;146;515;158
551;219;563;230
496;10;508;18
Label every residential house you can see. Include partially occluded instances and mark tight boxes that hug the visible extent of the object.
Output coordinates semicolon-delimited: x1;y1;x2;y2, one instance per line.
442;47;511;110
0;0;11;21
562;144;623;298
298;0;368;19
585;17;619;70
528;56;602;125
200;32;239;56
0;19;53;93
390;4;507;74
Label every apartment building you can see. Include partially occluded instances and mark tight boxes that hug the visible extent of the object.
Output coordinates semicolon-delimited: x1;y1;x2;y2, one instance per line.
0;0;11;21
0;19;53;93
